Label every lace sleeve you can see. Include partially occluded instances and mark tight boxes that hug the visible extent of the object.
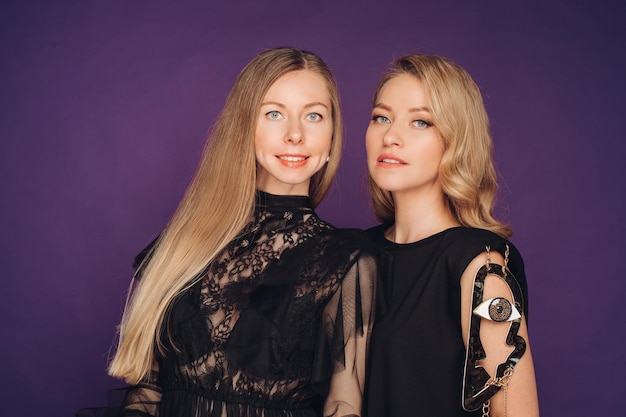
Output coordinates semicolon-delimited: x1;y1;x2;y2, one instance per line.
321;252;378;417
119;364;162;417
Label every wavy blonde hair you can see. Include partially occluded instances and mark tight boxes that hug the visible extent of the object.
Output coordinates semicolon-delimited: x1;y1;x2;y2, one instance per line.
109;47;343;384
368;54;512;238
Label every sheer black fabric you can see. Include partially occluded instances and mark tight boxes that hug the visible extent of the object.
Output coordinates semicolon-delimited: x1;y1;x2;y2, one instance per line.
363;226;528;417
119;191;379;417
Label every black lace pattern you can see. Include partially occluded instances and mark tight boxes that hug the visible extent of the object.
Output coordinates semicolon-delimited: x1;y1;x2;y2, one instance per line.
120;191;378;417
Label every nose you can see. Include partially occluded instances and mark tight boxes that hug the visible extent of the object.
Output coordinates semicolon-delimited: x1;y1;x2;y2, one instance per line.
382;124;401;147
285;119;304;144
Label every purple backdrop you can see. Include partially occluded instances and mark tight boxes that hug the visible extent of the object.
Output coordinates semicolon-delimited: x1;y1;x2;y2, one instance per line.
2;1;624;416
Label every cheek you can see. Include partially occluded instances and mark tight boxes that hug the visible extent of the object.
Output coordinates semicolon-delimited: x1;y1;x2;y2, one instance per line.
433;141;446;165
425;148;445;176
315;124;333;152
327;131;334;152
253;122;265;148
254;123;277;154
365;131;378;161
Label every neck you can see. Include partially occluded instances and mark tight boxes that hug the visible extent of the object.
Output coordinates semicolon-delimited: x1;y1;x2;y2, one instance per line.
387;189;460;244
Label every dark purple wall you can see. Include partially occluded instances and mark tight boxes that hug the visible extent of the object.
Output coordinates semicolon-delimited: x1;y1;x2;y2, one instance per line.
2;1;624;416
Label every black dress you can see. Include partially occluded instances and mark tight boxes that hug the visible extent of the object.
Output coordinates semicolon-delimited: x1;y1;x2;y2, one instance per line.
364;226;528;417
119;191;379;417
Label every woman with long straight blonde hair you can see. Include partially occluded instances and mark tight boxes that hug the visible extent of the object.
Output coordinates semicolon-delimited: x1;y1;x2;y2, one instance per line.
363;54;539;417
108;47;379;417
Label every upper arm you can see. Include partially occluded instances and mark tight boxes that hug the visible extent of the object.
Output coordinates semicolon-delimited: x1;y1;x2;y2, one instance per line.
460;250;539;417
323;253;378;417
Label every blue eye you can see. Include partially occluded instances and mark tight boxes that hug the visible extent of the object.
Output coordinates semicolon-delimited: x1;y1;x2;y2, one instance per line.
473;297;521;322
372;115;390;124
412;119;432;128
266;111;281;120
306;113;322;122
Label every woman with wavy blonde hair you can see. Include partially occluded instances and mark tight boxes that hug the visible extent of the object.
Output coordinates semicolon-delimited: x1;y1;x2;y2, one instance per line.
363;54;538;417
107;47;379;417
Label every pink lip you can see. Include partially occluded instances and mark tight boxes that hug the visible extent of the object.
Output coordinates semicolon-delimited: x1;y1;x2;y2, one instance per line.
276;154;309;168
377;153;407;167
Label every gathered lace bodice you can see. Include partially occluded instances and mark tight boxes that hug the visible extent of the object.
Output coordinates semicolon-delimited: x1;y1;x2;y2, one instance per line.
120;191;379;417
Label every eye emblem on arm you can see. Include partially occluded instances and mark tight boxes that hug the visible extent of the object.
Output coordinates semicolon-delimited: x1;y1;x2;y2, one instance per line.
463;246;527;412
473;297;521;322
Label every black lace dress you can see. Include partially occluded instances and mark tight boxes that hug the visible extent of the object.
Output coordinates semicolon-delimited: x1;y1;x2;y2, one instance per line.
120;191;379;417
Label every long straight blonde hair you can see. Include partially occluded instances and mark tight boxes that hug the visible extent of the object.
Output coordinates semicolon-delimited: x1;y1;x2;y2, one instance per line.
109;47;343;384
368;54;512;238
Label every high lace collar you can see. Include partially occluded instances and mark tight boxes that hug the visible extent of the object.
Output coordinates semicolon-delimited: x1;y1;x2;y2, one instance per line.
255;190;314;213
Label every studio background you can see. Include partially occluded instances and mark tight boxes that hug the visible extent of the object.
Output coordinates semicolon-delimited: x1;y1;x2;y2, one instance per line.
1;1;624;416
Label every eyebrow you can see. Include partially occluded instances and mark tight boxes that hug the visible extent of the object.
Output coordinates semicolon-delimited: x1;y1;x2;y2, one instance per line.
373;103;431;113
260;101;329;110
